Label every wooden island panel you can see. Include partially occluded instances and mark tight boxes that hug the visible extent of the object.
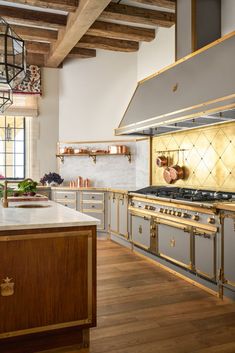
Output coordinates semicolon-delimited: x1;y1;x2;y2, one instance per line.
0;225;96;353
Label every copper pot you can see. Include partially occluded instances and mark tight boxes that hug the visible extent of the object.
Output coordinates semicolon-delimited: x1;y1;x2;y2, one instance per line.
163;167;174;184
156;155;168;168
170;165;184;181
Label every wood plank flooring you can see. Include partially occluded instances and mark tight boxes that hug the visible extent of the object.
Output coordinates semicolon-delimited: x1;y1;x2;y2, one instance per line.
42;240;235;353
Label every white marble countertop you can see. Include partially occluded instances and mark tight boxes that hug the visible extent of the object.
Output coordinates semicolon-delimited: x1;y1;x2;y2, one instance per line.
0;200;100;231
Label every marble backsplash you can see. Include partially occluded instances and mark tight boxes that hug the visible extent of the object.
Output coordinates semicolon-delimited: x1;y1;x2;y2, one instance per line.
58;140;149;189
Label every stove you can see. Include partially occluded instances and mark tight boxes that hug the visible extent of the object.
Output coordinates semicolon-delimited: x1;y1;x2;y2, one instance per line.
132;186;235;203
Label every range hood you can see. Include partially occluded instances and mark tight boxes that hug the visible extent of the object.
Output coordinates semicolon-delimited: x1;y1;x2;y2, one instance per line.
115;1;235;136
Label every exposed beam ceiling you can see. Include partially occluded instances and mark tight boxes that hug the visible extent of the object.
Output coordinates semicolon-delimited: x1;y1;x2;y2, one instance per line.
0;4;67;28
76;35;139;52
99;3;175;27
130;0;175;10
87;21;155;42
0;0;174;66
46;0;112;67
1;0;79;12
11;25;58;42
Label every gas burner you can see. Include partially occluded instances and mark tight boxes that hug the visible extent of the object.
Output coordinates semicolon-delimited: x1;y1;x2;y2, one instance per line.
133;187;234;203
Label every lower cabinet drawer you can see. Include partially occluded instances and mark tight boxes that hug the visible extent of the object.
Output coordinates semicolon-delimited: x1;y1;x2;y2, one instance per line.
58;201;77;210
81;192;104;201
131;215;151;250
54;191;76;201
83;211;104;230
158;224;191;268
81;202;104;211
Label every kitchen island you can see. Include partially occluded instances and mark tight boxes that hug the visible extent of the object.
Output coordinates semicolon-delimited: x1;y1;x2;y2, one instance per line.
0;201;99;353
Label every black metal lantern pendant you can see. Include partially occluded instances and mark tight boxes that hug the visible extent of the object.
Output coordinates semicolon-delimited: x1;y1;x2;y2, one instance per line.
0;17;26;113
0;17;26;89
0;88;13;113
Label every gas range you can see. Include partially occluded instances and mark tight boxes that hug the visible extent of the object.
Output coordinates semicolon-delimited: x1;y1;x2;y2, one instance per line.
128;187;235;231
131;186;235;204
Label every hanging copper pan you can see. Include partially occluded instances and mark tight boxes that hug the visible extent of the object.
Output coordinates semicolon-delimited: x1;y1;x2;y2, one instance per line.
163;167;174;184
169;165;184;181
156;155;168;168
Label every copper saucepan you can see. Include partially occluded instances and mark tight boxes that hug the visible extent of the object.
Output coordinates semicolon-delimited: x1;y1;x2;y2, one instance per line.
156;155;168;168
163;165;184;184
170;165;184;181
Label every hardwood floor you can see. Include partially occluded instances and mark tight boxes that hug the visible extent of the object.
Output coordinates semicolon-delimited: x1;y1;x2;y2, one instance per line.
42;240;235;353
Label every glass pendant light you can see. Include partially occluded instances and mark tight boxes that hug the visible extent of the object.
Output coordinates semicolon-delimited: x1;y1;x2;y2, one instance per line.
0;17;26;89
0;88;13;113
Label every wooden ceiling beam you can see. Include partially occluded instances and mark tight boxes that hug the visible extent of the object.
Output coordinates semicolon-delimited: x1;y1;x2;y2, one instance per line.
11;25;58;42
0;5;67;29
68;47;96;58
46;0;112;68
87;21;155;42
99;3;175;28
76;35;139;52
130;0;175;10
26;53;45;66
3;0;79;12
26;42;96;58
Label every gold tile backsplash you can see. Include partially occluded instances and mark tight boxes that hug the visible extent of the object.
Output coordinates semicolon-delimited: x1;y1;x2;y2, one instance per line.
152;122;235;191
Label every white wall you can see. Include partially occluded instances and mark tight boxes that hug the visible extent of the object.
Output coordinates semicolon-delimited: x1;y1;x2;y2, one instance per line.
36;68;59;179
137;26;175;81
221;0;235;35
59;50;137;141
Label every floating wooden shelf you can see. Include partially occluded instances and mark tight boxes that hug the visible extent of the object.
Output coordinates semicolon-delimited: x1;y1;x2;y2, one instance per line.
56;152;132;164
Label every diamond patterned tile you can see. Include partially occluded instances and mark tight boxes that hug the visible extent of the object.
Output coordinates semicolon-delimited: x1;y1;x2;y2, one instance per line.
152;122;235;191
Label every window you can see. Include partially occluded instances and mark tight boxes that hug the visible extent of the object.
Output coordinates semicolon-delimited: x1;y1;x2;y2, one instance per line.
0;116;25;180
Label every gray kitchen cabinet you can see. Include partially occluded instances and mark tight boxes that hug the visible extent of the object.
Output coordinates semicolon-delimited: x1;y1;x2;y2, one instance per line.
109;192;129;238
81;191;106;231
131;214;151;250
158;221;191;269
194;228;217;280
223;215;235;286
118;194;128;237
109;193;118;233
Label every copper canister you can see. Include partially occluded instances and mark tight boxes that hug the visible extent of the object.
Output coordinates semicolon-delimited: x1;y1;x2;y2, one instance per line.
84;179;90;187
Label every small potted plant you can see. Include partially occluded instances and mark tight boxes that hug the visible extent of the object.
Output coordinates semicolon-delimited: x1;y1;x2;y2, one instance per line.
40;172;64;187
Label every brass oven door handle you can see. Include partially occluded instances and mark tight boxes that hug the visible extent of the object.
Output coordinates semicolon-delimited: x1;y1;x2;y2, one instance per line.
138;225;143;234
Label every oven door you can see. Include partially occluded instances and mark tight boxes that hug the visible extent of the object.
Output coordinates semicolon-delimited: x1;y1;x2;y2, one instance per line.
157;219;192;269
131;213;151;251
193;228;217;280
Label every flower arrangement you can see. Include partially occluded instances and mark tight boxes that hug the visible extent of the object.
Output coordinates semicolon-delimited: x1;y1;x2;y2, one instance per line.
40;172;64;186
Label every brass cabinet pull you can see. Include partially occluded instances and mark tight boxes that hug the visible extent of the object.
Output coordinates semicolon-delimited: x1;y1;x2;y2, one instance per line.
170;239;176;247
1;277;14;297
138;225;143;234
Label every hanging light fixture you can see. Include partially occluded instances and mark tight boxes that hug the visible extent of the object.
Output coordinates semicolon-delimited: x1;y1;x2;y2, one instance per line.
0;17;26;88
0;17;26;113
0;88;13;113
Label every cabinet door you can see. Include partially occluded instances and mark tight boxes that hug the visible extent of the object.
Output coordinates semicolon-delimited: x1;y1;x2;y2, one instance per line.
118;195;128;237
0;232;93;336
224;216;235;286
110;194;118;233
131;214;151;250
158;223;191;268
194;230;216;280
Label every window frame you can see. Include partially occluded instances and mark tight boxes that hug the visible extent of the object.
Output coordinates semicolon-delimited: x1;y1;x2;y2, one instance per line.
0;116;26;180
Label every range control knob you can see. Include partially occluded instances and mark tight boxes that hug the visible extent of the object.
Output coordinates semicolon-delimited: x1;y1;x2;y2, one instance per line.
164;209;168;214
150;206;156;211
192;215;200;221
182;213;190;218
208;217;216;224
169;210;174;215
177;211;182;217
160;208;164;213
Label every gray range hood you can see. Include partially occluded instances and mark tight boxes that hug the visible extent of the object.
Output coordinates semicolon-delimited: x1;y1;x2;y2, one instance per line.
115;2;235;136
